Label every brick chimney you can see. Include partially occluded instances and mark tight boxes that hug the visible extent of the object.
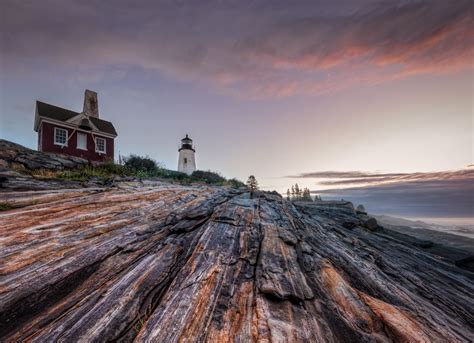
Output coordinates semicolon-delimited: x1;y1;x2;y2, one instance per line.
83;89;99;118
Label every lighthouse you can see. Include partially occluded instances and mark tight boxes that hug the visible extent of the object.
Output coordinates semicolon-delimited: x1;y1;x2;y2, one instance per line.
177;134;196;175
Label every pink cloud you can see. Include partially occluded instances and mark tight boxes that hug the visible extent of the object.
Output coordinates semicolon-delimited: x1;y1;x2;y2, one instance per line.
1;0;472;98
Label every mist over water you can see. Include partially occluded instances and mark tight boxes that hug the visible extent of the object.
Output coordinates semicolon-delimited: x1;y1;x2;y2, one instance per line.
380;216;474;239
318;187;473;239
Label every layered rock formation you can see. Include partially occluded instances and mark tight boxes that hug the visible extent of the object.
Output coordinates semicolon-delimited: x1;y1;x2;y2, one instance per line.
0;139;90;171
0;142;473;342
0;139;92;192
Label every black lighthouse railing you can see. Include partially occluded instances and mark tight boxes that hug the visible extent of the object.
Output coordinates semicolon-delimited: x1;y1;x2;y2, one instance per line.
179;134;195;152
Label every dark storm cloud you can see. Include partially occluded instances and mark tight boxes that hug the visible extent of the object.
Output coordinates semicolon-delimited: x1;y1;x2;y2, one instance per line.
1;0;472;97
310;169;474;217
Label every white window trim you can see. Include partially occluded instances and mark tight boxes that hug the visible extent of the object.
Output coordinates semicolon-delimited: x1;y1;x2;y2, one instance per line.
95;137;106;154
54;127;68;147
77;132;88;151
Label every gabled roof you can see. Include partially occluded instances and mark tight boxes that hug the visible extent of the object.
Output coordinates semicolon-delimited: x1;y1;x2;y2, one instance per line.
89;117;117;136
37;101;78;121
36;101;117;136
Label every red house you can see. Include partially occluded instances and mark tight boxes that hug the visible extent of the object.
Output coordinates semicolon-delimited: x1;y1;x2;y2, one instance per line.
34;90;117;162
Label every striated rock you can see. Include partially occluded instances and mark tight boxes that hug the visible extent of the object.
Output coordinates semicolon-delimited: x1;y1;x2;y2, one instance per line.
342;220;357;230
0;171;473;341
0;139;90;171
456;256;474;270
0;168;84;191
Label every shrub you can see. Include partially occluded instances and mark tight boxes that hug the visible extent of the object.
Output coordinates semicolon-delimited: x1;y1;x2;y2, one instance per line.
191;170;226;184
100;160;128;175
124;155;157;173
226;178;246;188
134;169;152;179
156;169;188;180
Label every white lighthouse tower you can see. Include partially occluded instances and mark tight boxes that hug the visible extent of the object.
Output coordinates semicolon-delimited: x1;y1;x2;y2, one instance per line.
177;134;196;175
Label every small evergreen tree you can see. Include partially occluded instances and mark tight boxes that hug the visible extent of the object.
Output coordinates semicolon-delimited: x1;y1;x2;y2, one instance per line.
286;189;291;201
302;187;313;201
294;184;301;200
246;175;259;198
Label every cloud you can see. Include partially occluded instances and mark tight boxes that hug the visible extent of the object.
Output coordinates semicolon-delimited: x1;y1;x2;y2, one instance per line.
308;169;474;217
244;1;473;72
288;171;408;179
1;0;472;98
290;170;474;187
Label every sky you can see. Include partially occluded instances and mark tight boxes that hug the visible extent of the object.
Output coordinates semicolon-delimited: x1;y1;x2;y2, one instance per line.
0;0;473;219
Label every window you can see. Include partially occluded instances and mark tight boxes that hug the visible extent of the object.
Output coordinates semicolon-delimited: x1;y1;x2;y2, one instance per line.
54;127;68;146
77;132;87;150
184;158;188;164
95;137;106;153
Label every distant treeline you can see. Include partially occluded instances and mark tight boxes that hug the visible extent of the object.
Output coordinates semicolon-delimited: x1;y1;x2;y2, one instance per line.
286;184;321;202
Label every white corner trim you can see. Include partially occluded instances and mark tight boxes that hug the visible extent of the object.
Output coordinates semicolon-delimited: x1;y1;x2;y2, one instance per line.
67;113;100;131
38;117;117;139
65;113;84;123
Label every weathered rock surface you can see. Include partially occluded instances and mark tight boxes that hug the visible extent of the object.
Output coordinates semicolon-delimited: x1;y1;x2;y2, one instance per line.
0;139;90;172
0;168;85;192
1;180;473;342
0;143;473;342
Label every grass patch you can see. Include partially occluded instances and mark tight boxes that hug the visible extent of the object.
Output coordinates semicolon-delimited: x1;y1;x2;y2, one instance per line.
27;156;246;188
0;202;15;211
56;165;123;182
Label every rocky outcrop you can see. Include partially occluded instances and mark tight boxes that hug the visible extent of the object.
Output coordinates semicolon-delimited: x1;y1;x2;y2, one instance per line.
356;204;367;214
1;178;473;342
0;142;472;341
0;139;90;171
360;214;379;231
